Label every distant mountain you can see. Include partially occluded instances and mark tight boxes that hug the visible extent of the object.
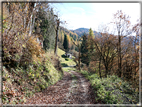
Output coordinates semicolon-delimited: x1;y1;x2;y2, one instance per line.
71;28;101;38
71;28;89;37
70;28;139;48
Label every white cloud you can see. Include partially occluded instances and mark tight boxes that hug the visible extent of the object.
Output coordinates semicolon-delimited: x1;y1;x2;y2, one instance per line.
50;3;140;31
91;3;140;25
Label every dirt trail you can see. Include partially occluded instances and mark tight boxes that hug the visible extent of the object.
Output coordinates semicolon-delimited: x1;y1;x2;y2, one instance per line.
25;70;96;104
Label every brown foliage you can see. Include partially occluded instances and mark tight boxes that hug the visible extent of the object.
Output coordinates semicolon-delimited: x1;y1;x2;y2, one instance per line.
19;36;44;67
93;33;117;77
2;2;45;68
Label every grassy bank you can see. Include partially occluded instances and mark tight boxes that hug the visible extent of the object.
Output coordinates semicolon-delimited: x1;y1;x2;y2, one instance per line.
57;48;76;67
62;67;76;72
77;70;139;104
2;52;63;104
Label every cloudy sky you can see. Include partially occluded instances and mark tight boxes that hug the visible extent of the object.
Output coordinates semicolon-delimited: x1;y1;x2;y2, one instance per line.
50;2;140;32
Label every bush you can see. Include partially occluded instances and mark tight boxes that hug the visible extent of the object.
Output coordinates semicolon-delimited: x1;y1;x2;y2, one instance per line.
61;54;67;58
3;33;23;68
20;36;44;67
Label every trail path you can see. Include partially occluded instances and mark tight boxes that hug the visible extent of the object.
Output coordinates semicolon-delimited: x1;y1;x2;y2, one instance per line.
25;70;96;104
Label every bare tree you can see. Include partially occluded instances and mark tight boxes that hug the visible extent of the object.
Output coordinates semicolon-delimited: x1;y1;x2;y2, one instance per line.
112;10;131;77
93;32;117;77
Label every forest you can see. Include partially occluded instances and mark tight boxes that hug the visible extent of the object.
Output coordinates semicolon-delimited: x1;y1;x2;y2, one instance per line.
2;2;141;105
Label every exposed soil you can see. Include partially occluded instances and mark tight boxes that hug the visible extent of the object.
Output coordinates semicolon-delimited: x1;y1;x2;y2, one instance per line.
25;71;97;104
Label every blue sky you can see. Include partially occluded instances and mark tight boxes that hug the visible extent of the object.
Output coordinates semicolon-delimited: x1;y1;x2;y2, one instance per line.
50;3;140;32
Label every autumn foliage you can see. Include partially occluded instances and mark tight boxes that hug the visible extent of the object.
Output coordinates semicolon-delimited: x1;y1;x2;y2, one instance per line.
2;2;63;104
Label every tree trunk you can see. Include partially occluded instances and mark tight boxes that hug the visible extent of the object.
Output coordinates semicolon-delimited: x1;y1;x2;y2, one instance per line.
54;20;60;55
118;34;122;77
29;13;36;36
78;46;81;71
99;56;102;78
104;63;109;77
25;3;35;33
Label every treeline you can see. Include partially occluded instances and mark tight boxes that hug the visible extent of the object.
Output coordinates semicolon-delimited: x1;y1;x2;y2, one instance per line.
80;10;140;89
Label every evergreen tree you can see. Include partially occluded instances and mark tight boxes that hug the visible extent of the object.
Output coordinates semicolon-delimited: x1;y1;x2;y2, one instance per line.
75;46;79;52
88;28;95;51
61;31;64;44
71;44;74;50
63;34;68;52
89;28;94;38
81;34;90;66
36;7;56;51
87;28;95;65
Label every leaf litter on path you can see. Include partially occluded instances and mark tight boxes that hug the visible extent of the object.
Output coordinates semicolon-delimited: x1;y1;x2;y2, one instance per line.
25;71;97;104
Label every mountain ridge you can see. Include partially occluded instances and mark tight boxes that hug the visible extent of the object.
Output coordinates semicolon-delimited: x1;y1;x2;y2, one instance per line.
71;28;101;38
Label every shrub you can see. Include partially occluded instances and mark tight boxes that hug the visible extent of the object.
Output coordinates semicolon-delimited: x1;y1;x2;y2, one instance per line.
3;33;23;68
46;52;63;75
20;36;44;67
79;70;139;104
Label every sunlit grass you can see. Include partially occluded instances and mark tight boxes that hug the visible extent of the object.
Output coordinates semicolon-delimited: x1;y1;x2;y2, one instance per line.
57;48;65;57
61;58;76;67
77;70;139;104
57;48;76;67
62;67;76;72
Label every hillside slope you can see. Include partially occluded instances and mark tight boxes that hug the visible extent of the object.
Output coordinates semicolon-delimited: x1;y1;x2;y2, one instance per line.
2;52;63;104
71;28;101;38
60;26;79;41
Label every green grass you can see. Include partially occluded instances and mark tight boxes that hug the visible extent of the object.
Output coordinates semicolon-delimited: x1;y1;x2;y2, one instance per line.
57;48;76;67
62;67;76;72
57;48;65;57
77;70;139;104
61;58;76;67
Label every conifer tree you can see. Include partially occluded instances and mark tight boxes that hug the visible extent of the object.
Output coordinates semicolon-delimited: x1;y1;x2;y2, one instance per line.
87;28;95;65
81;34;89;66
63;34;69;52
89;28;94;38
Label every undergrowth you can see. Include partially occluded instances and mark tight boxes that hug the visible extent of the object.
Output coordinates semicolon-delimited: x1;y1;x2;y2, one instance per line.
77;70;139;104
2;52;63;104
